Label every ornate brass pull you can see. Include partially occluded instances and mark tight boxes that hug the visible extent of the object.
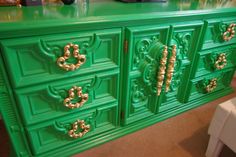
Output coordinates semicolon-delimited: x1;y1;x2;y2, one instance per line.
57;43;86;71
64;86;88;109
68;120;90;138
214;53;227;70
165;45;176;92
206;78;217;93
157;46;168;96
223;23;236;41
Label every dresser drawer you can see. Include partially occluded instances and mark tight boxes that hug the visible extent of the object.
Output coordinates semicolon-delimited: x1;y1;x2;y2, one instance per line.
195;46;236;77
26;104;118;155
202;18;236;50
15;70;119;125
188;69;235;101
0;28;121;88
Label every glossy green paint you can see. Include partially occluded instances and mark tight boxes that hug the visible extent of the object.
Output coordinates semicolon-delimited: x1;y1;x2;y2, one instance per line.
0;0;236;157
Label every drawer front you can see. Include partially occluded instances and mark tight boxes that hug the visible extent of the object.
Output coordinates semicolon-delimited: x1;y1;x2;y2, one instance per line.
188;69;235;101
202;18;236;50
195;46;236;77
26;104;118;155
15;70;119;125
1;28;121;88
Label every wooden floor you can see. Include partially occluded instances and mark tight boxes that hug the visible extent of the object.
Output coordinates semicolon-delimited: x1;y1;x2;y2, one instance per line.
1;79;236;157
74;78;236;157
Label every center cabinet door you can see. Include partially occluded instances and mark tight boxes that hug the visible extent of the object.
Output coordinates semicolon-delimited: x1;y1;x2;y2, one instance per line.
122;23;203;125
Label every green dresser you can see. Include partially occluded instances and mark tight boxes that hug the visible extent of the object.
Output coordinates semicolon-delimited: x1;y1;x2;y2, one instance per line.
0;1;236;156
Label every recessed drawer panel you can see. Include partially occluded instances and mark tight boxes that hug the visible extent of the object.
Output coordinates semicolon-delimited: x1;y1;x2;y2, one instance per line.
202;18;236;50
188;69;235;101
195;46;236;77
1;28;121;88
26;104;118;155
15;70;119;125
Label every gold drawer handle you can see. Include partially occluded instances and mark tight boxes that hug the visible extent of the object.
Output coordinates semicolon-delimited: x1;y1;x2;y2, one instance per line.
64;86;88;109
165;45;176;92
214;53;227;70
68;120;90;138
57;43;86;71
223;23;236;41
157;46;168;96
206;78;217;93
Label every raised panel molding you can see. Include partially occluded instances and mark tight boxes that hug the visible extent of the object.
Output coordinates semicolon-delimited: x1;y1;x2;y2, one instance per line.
134;37;163;94
39;34;101;62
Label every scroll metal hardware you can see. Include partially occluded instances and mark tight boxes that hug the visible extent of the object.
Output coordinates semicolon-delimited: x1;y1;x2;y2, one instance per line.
157;46;168;96
165;45;177;92
57;43;86;71
64;86;88;109
223;23;236;41
214;53;227;70
205;78;217;93
68;120;90;138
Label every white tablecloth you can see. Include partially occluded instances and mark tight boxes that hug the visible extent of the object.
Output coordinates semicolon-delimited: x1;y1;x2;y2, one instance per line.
206;97;236;157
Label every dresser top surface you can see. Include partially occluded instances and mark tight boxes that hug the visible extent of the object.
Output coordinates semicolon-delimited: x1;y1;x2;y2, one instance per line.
0;0;236;38
1;0;236;21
